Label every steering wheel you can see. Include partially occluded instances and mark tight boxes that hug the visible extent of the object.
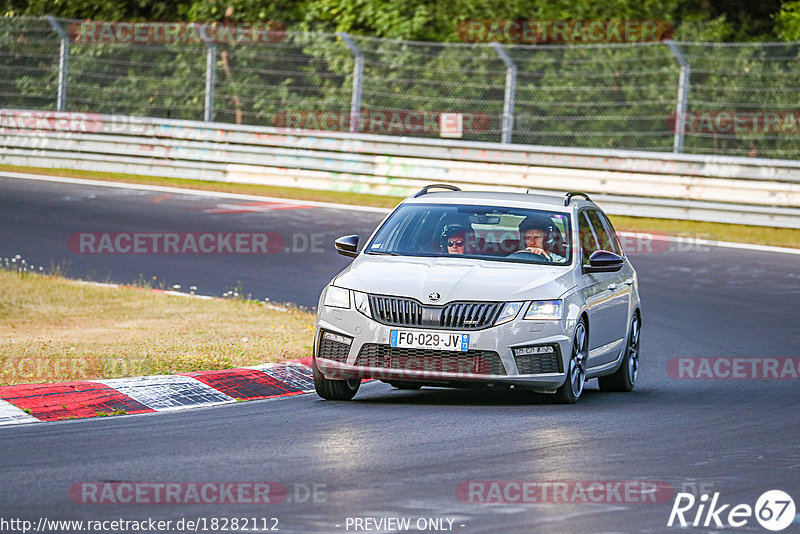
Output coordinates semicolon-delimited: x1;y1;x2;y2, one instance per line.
506;250;553;264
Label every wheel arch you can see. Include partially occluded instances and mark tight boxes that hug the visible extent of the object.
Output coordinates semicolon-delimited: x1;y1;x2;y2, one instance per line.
631;306;642;330
579;310;590;340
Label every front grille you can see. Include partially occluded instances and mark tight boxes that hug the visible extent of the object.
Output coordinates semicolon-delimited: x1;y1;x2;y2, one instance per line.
317;331;351;363
369;295;423;326
440;302;502;329
368;295;502;330
515;350;562;374
355;344;506;375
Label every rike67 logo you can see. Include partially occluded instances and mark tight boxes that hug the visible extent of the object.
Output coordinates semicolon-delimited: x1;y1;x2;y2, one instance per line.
668;490;796;531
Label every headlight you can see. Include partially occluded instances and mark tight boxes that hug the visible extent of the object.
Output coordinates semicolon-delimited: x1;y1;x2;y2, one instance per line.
524;300;562;320
353;290;371;317
323;286;350;309
495;301;524;325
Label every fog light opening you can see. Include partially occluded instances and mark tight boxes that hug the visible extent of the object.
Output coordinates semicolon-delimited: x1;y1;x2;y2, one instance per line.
513;345;556;356
322;331;353;346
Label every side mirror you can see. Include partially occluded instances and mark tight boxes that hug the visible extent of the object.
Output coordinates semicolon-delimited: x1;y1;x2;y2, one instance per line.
584;250;624;273
334;235;360;258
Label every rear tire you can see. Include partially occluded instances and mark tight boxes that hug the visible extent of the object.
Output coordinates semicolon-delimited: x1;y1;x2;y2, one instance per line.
598;314;640;392
313;357;360;400
554;319;588;404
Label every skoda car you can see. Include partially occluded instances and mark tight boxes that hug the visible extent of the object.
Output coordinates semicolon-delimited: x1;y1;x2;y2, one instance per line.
313;185;641;403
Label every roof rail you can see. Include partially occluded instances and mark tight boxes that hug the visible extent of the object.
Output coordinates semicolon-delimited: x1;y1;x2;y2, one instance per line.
564;191;592;206
413;184;462;198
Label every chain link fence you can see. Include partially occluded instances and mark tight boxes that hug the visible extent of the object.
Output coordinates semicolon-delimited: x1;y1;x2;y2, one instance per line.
2;17;800;159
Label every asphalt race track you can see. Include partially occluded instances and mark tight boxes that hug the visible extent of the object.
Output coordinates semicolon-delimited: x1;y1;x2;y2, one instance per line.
0;175;384;308
1;174;799;533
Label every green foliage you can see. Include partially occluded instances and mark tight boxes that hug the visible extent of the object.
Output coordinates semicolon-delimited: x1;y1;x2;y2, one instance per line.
776;1;800;41
300;0;439;40
2;2;799;158
16;0;183;21
3;0;790;42
184;0;304;24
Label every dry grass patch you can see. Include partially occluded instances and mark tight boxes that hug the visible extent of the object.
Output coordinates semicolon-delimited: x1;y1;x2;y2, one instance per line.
0;270;315;386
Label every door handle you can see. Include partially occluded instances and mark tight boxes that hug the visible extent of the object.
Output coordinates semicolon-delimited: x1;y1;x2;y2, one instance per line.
607;283;617;291
624;278;634;286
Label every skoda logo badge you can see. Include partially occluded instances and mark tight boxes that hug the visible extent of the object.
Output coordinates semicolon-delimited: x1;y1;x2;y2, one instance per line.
429;292;441;302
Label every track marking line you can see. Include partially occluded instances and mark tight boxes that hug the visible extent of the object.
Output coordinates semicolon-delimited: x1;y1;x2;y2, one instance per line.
202;201;316;214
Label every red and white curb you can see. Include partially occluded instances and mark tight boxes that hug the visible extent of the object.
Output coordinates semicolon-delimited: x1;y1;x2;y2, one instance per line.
0;358;314;426
0;274;317;426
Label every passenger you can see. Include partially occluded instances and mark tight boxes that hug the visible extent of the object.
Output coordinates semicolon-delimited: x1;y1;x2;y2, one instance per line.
441;224;469;255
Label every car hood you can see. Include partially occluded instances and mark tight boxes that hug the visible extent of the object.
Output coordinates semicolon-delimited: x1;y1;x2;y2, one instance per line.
334;255;576;303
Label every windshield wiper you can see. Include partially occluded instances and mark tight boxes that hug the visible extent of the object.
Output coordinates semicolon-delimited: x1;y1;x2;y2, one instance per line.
367;251;401;256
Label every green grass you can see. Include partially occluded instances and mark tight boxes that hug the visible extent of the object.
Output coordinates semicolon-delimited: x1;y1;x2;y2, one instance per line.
95;409;126;417
2;164;799;248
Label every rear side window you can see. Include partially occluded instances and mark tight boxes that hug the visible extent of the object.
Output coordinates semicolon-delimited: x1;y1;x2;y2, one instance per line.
587;210;619;255
578;212;598;265
596;211;623;255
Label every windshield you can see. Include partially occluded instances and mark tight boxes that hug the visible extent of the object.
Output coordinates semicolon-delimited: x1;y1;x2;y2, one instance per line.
366;203;572;265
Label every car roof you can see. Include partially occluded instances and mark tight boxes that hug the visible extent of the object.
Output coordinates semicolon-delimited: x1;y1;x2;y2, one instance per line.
401;190;594;212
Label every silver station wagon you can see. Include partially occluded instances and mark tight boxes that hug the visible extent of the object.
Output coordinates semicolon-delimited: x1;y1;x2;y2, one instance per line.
313;185;641;403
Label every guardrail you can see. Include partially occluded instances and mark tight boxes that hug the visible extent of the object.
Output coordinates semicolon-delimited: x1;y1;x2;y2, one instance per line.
2;110;800;228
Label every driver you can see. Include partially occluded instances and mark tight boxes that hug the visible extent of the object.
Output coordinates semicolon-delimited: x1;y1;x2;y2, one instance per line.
518;217;565;262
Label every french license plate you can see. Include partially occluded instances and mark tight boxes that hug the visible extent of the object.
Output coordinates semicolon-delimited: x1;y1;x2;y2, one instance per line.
390;330;469;352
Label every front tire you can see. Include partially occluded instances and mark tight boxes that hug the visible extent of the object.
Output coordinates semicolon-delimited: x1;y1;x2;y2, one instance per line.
554;319;588;404
313;357;360;400
598;314;640;392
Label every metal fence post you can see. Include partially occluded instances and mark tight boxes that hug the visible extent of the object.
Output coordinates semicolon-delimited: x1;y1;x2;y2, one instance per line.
666;40;691;153
338;32;364;134
45;15;69;112
204;44;217;122
491;42;516;144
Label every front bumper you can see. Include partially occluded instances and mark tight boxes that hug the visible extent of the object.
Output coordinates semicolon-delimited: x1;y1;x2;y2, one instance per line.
315;303;573;391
